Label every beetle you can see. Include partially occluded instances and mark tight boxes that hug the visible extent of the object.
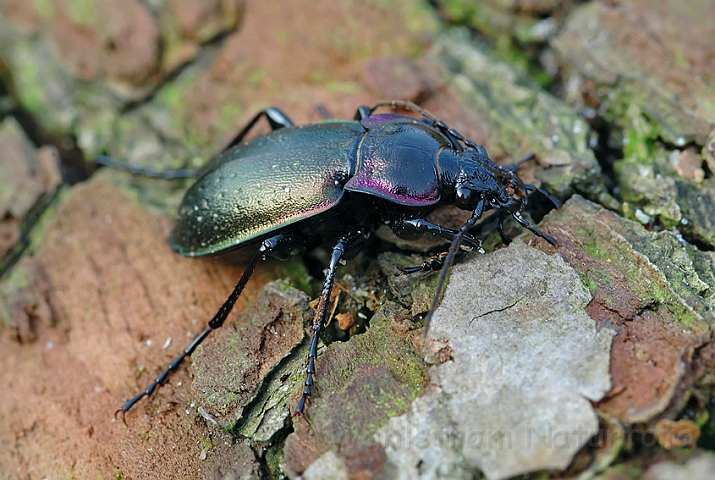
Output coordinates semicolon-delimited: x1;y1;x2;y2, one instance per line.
114;100;559;421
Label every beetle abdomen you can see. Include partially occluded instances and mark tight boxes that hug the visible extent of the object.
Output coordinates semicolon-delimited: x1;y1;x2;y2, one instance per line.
170;121;365;257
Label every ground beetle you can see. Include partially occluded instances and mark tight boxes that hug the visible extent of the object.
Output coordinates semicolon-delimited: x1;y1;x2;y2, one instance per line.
114;100;560;421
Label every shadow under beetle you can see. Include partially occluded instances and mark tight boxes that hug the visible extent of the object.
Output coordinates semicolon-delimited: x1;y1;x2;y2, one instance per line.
115;100;560;421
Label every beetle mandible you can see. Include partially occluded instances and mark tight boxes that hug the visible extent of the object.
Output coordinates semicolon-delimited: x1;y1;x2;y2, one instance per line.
115;100;559;421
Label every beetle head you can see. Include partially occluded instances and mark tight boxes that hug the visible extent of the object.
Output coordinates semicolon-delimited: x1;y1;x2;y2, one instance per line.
456;147;528;214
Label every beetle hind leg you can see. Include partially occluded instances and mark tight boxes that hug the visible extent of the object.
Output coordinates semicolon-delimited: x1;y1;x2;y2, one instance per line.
96;107;296;180
294;237;347;416
294;230;370;416
115;234;298;424
94;155;200;179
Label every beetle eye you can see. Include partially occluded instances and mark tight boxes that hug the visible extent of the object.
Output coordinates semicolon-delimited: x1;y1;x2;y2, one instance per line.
455;186;472;209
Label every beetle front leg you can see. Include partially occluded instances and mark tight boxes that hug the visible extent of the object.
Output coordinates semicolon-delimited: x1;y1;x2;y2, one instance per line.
115;234;299;423
510;213;557;246
497;212;513;245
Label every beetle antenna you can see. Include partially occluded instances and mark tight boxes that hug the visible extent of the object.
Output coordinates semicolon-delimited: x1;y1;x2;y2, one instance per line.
422;199;485;340
500;153;535;172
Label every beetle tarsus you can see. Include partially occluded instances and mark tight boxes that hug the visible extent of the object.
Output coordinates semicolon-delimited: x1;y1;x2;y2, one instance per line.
396;248;471;276
115;391;149;425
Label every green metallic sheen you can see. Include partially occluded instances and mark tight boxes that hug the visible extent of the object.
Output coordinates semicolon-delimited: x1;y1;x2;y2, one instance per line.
170;120;366;257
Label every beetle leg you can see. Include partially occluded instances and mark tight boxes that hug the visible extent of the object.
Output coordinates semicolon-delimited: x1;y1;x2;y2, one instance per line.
496;213;513;245
496;211;557;246
314;104;332;119
395;248;470;276
97;108;297;180
422;199;486;337
94;155;200;179
510;213;557;246
115;235;293;424
223;107;295;151
294;236;348;416
353;105;372;121
395;218;482;250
